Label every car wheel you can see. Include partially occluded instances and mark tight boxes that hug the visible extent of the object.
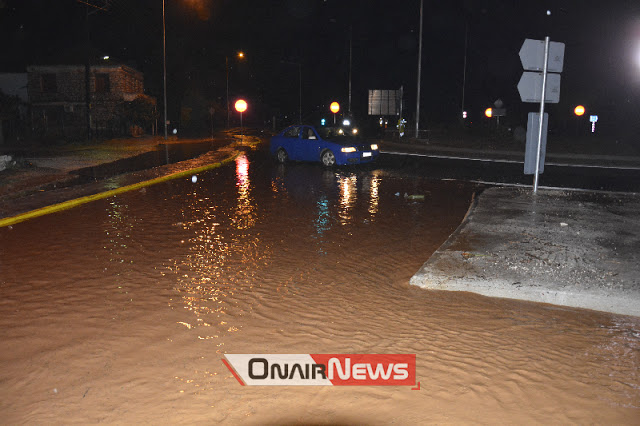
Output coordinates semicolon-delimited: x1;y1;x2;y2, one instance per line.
276;148;288;164
321;150;336;167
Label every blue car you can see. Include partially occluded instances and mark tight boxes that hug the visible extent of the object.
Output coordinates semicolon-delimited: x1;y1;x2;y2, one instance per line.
270;125;379;166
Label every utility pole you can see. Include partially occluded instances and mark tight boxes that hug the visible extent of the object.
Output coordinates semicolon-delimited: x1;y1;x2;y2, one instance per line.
298;63;302;123
461;21;468;120
226;56;229;128
78;1;110;142
348;26;352;115
415;0;424;138
162;0;168;139
85;4;91;142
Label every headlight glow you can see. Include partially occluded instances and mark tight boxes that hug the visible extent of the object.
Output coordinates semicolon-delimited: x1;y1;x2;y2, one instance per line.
341;147;356;153
352;128;358;135
370;144;378;150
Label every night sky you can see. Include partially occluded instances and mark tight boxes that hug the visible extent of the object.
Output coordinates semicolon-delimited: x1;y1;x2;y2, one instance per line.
1;0;639;135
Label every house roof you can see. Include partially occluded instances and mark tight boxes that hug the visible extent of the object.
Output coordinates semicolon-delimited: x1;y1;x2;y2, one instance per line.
26;64;143;79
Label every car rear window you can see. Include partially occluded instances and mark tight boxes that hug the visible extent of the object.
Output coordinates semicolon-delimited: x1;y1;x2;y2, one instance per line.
283;126;300;138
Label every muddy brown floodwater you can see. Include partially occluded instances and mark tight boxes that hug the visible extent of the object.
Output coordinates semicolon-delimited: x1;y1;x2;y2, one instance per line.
1;151;639;424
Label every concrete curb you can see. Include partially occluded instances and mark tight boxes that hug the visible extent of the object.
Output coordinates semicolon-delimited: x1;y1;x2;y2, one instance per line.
410;187;640;317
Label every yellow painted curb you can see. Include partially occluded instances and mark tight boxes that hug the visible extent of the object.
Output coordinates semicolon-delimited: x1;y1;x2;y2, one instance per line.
0;151;240;228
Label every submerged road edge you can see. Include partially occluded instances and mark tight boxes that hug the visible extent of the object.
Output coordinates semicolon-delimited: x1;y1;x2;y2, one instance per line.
0;152;240;228
409;187;640;317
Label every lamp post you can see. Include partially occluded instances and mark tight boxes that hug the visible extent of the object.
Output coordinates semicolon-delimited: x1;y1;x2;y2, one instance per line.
226;51;245;128
235;99;247;140
280;60;302;124
330;102;340;124
162;0;168;140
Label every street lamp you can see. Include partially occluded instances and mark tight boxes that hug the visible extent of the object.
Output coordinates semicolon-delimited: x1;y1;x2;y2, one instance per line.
235;99;247;139
227;51;245;128
280;60;302;124
330;101;340;124
162;0;167;140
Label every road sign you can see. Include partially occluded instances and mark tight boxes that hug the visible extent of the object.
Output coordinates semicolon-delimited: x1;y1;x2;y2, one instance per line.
519;39;565;73
517;72;561;103
524;112;548;175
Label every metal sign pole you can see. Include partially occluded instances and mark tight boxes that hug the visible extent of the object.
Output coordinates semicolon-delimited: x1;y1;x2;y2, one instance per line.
415;0;423;138
533;36;550;193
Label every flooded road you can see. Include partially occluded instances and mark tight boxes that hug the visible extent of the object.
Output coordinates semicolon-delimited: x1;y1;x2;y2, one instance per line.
1;146;639;424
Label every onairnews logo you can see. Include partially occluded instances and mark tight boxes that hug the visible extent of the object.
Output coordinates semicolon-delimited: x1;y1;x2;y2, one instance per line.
222;354;416;386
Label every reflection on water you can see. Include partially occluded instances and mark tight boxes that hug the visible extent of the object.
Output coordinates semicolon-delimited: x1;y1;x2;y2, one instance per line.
105;199;131;265
0;151;639;424
167;153;263;344
337;173;357;225
367;173;380;216
233;154;255;230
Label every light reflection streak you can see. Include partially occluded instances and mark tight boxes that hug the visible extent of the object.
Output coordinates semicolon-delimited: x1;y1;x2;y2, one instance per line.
315;196;331;236
104;198;134;266
313;196;331;255
337;174;357;225
232;154;256;230
167;156;267;343
368;175;380;216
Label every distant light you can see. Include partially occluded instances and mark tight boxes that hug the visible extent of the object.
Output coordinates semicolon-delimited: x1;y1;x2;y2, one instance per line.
352;128;358;135
342;119;351;126
238;51;245;58
235;99;247;113
330;102;340;114
103;56;110;60
546;10;551;15
172;128;178;134
191;175;197;183
462;111;468;119
484;108;493;118
574;105;585;116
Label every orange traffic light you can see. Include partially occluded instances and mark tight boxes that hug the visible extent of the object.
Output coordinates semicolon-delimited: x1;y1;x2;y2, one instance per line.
574;105;585;116
330;102;340;114
484;108;492;118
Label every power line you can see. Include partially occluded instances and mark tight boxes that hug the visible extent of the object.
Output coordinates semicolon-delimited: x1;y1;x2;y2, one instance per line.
76;0;111;13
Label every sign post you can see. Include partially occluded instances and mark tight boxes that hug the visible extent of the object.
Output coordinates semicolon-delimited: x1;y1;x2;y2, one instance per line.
518;38;565;193
533;37;550;193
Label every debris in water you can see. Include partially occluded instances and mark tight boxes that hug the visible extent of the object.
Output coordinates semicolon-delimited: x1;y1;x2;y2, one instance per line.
405;194;425;201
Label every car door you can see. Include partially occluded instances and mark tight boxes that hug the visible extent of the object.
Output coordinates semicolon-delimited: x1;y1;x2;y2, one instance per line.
299;126;321;161
280;126;302;160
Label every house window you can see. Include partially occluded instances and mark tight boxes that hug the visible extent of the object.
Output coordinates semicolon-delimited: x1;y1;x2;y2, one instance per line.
40;74;57;93
95;73;110;93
